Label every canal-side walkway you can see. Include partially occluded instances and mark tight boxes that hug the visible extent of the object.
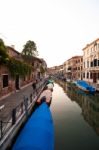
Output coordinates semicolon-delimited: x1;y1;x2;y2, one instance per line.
0;82;33;121
0;80;47;150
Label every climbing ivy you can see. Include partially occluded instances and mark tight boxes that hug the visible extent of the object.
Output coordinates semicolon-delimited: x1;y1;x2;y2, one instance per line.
0;38;32;77
40;65;45;74
6;58;32;77
0;39;9;65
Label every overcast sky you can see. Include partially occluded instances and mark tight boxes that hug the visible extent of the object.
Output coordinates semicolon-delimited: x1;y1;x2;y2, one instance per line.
0;0;99;67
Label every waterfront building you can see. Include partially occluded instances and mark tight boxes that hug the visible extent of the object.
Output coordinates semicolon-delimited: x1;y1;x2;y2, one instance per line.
63;60;69;80
63;56;83;81
0;45;47;99
7;46;22;60
0;46;22;99
82;38;99;90
47;65;63;76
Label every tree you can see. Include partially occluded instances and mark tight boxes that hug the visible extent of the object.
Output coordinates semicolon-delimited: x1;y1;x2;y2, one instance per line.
22;40;38;57
40;65;46;74
0;38;9;64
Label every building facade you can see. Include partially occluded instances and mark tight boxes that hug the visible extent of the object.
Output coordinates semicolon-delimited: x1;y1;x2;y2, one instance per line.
0;46;47;99
82;38;99;88
63;56;83;81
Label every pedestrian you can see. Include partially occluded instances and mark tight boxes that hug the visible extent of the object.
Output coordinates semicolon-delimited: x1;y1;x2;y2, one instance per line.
32;79;37;96
36;86;53;106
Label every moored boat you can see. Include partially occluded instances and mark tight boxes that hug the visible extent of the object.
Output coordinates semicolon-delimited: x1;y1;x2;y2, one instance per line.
74;80;96;94
47;79;54;86
12;102;54;150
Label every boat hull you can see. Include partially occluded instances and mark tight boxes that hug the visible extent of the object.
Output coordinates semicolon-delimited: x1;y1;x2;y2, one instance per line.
76;85;89;93
12;102;54;150
74;80;96;94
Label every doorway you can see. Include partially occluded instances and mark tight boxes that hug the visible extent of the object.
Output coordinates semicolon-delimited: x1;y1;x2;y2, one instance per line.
15;75;20;90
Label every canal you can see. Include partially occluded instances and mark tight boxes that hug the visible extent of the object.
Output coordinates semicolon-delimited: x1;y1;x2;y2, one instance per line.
51;80;99;150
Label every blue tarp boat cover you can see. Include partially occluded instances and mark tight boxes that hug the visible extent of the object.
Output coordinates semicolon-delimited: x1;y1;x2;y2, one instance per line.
76;80;96;93
12;102;54;150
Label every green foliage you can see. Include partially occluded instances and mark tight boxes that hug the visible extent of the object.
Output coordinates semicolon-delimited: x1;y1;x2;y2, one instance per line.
0;38;32;77
22;40;38;57
22;55;34;64
40;65;45;74
6;58;32;77
0;38;9;64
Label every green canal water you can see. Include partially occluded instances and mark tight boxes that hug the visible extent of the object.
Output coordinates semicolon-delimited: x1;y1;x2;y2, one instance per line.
50;80;99;150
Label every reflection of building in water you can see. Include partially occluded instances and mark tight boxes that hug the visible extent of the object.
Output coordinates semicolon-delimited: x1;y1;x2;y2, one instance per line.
54;79;67;94
67;85;99;135
82;96;99;135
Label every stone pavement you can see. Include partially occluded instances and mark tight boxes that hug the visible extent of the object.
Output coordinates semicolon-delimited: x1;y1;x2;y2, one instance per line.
0;83;34;121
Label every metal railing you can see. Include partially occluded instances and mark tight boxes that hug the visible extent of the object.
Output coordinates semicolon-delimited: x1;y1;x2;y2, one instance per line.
0;78;48;140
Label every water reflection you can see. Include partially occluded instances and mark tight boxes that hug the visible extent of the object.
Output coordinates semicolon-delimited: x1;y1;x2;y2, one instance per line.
55;79;67;93
54;79;99;136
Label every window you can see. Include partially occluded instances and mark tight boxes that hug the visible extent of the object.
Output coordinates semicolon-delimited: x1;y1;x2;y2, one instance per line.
98;73;99;79
94;59;97;66
90;73;93;79
78;67;80;70
98;60;99;66
3;74;8;88
83;73;85;78
91;61;93;67
81;58;83;62
87;72;89;78
84;62;85;68
32;62;34;66
68;67;71;70
87;61;89;68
